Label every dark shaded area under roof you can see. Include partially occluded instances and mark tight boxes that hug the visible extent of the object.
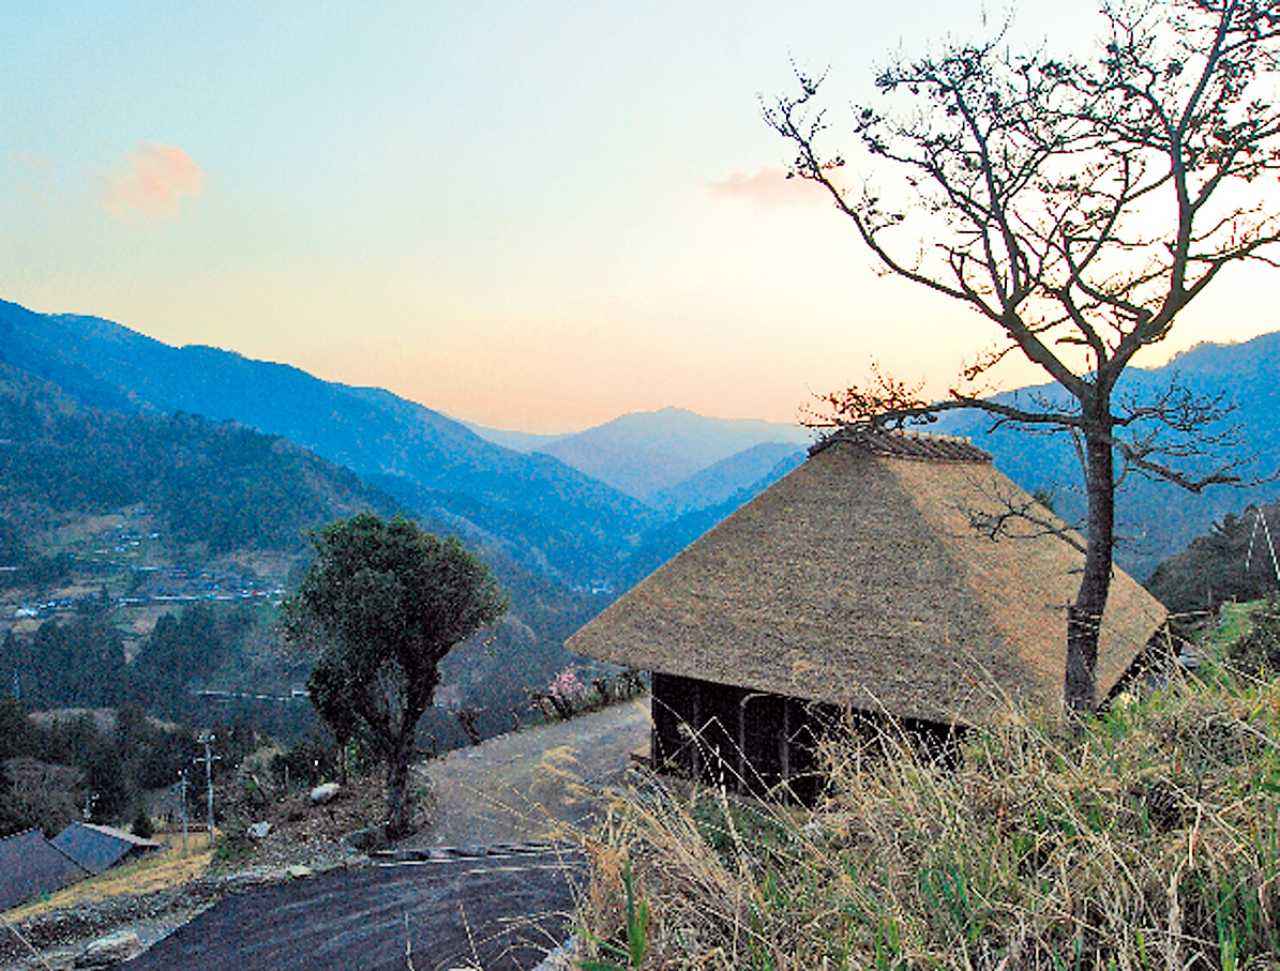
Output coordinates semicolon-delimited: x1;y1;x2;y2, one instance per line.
0;828;88;912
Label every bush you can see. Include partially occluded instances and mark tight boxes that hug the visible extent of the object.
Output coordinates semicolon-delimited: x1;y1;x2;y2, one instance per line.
1221;597;1280;676
131;806;154;839
269;735;339;790
573;664;1280;969
533;667;647;721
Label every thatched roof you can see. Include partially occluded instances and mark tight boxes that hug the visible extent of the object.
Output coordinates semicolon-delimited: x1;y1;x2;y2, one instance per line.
568;431;1166;725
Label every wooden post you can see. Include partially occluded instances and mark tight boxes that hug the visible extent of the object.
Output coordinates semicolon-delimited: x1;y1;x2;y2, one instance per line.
735;690;748;795
780;697;791;787
690;679;702;782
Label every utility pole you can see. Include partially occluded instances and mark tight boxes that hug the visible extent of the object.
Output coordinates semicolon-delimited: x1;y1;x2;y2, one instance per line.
176;770;189;855
193;733;220;840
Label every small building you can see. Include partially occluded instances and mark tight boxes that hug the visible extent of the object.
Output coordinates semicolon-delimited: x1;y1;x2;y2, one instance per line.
567;430;1167;800
51;821;161;875
0;828;89;912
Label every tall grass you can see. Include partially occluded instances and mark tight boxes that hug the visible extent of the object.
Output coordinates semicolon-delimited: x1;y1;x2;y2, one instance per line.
572;610;1280;969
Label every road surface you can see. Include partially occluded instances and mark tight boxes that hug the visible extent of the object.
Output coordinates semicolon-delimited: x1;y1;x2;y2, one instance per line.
125;851;582;970
410;697;650;847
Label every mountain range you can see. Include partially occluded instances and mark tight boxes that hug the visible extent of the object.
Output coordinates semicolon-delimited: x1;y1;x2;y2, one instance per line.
935;332;1280;577
0;299;652;588
0;297;811;732
3;293;1279;728
468;408;810;500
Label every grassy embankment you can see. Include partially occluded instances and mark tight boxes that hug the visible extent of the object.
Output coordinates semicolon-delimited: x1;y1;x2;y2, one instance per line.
573;601;1280;970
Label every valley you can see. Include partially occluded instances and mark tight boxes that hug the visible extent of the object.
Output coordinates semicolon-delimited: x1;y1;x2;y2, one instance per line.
4;295;1280;747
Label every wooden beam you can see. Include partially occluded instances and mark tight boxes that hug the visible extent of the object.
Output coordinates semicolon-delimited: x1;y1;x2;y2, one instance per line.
781;696;791;784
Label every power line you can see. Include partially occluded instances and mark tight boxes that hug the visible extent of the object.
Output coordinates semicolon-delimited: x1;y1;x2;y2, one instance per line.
1245;507;1280;586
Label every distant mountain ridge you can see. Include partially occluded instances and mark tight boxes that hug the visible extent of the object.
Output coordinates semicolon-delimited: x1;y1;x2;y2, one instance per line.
648;441;806;515
0;298;651;587
470;406;811;501
934;331;1280;578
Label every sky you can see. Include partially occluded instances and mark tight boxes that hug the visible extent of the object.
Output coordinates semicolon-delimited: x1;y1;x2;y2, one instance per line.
3;0;1278;432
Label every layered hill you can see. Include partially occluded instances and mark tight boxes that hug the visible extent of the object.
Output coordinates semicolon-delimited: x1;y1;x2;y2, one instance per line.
472;407;810;501
0;360;395;558
648;441;805;515
0;299;651;587
0;358;596;731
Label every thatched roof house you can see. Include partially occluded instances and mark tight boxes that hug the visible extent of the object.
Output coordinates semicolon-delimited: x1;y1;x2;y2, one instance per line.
568;430;1166;797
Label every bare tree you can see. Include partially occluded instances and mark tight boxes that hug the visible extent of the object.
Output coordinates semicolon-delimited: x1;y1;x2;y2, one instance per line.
767;0;1280;712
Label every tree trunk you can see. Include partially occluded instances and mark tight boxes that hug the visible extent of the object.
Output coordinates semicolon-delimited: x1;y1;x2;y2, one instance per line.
385;738;413;839
1064;423;1116;714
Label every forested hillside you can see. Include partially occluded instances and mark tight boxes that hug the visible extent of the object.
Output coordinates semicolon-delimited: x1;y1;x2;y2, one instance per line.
0;358;601;746
0;361;395;558
0;298;652;587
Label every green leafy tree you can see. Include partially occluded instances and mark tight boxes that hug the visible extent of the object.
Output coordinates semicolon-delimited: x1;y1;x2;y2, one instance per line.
131;805;155;839
283;514;506;837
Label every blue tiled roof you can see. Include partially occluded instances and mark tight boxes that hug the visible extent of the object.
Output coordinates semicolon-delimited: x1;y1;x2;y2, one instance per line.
50;822;153;875
0;828;88;912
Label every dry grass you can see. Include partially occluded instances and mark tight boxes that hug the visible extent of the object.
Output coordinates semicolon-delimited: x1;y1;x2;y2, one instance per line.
573;610;1280;969
4;831;214;920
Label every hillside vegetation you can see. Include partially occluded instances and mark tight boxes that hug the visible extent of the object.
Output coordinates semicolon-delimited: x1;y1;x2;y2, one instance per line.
1147;503;1280;613
0;361;394;558
0;297;652;587
575;605;1280;969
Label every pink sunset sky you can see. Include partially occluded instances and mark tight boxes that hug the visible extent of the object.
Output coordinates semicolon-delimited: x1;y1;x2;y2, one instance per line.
3;0;1278;432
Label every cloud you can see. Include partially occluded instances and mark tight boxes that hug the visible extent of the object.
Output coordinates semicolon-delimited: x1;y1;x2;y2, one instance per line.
705;166;827;207
9;150;53;175
103;143;204;219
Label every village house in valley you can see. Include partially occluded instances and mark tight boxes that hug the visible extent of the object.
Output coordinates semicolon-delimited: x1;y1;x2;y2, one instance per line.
568;430;1168;800
51;821;161;875
0;822;162;913
0;828;89;913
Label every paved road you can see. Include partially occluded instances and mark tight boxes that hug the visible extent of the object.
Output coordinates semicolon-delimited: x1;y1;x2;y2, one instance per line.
410;698;650;847
125;852;583;971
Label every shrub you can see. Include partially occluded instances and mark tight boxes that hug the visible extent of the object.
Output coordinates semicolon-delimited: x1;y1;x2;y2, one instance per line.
1220;597;1280;676
131;806;154;839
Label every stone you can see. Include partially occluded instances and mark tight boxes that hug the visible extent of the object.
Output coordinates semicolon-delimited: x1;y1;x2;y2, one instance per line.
75;930;143;968
247;821;272;840
342;826;384;851
309;782;340;805
286;864;313;879
532;936;577;970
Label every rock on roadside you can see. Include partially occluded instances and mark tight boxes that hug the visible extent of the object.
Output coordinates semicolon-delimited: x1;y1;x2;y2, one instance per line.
309;783;340;805
74;930;142;968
